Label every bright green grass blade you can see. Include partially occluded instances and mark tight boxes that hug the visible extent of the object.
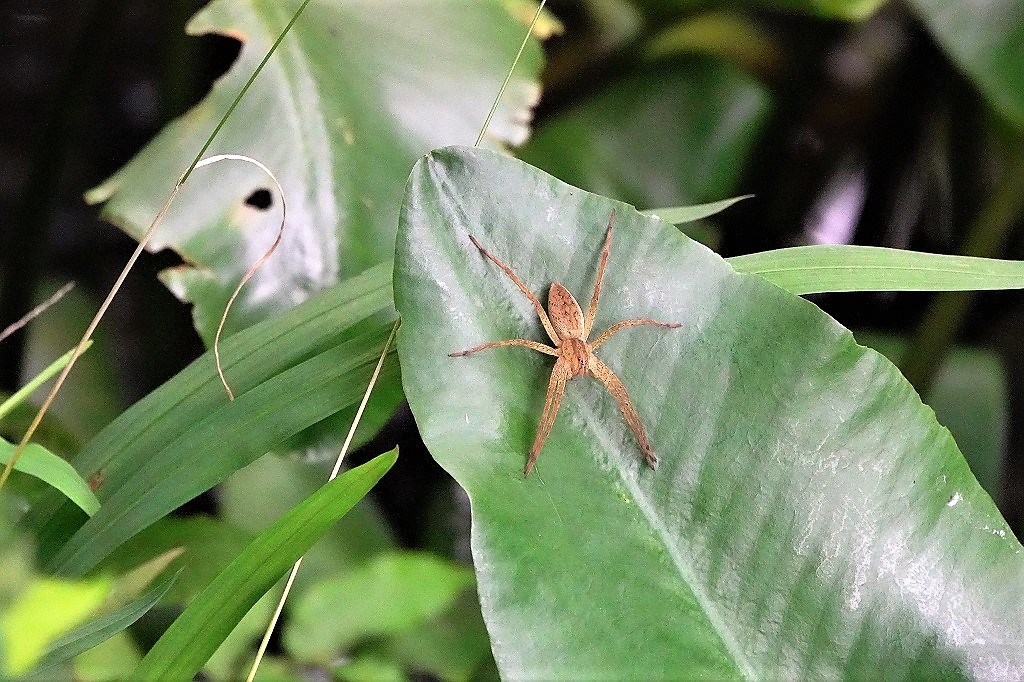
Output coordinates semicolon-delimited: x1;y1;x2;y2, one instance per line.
728;244;1024;295
0;439;98;516
395;146;1023;679
132;450;397;682
34;568;180;673
0;342;92;423
30;264;400;577
641;195;752;225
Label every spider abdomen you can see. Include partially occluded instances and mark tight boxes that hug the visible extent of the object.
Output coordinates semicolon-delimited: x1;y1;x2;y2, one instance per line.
548;282;585;339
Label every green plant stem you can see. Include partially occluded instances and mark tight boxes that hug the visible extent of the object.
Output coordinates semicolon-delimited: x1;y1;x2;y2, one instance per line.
899;147;1024;394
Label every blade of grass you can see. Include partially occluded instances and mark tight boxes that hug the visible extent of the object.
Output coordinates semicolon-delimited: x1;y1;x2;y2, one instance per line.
642;195;752;224
33;264;398;577
728;244;1024;295
33;568;181;673
0;341;92;423
0;438;99;516
132;450;397;681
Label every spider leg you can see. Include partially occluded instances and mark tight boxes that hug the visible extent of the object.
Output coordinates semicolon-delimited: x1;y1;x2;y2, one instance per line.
467;235;561;345
582;211;615;339
525;356;572;476
591;318;681;349
588;356;657;469
450;338;557;357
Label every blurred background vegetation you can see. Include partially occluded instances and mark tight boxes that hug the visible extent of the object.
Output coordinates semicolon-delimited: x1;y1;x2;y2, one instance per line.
2;0;1022;677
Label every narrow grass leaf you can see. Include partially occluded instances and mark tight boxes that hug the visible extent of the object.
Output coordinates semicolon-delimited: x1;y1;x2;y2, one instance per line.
728;244;1024;295
642;195;752;224
132;450;397;682
0;439;99;516
1;576;110;675
0;342;92;423
34;568;180;672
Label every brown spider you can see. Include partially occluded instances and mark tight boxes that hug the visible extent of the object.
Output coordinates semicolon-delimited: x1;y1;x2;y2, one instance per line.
450;211;681;476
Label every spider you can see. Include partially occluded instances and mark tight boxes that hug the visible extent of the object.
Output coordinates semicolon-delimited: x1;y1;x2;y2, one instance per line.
450;211;681;476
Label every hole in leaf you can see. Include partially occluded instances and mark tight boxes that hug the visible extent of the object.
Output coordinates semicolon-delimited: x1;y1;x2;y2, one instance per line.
244;188;273;210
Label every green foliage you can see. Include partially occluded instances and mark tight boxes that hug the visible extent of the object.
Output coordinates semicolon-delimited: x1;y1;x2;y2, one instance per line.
29;264;399;578
858;334;1008;499
729;245;1024;294
1;576;111;675
96;517;254;605
0;439;98;516
0;342;90;424
764;0;887;20
642;195;753;224
220;453;396;591
7;0;1024;679
34;569;180;673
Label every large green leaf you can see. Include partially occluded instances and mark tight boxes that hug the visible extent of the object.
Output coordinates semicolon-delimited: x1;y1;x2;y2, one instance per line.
28;264;399;578
133;450;397;682
85;0;542;342
909;0;1024;128
856;333;1007;501
394;146;1024;679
